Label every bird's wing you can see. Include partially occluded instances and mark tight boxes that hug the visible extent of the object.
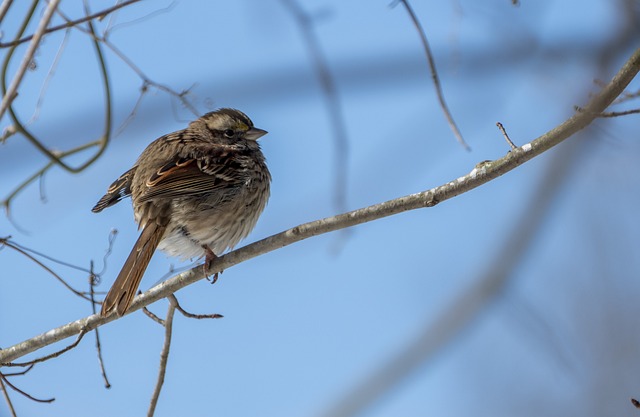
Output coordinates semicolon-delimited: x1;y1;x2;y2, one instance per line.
92;167;137;212
137;152;247;204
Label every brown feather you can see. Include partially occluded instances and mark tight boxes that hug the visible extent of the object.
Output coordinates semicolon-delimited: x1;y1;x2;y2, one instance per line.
137;157;238;203
100;221;166;316
92;167;136;213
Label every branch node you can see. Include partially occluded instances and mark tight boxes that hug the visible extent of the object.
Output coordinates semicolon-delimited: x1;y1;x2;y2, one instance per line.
424;194;439;207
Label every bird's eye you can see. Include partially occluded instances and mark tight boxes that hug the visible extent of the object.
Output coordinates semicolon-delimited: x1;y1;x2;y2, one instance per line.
223;129;235;138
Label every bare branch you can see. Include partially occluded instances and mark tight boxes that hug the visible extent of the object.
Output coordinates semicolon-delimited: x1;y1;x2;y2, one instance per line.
89;271;111;388
0;46;638;365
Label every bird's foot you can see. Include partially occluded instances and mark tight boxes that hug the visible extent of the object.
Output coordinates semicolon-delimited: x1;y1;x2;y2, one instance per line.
202;245;220;284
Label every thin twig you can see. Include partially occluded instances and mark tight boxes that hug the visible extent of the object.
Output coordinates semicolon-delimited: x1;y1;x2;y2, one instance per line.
0;373;54;403
116;82;149;135
1;46;639;365
7;238;95;274
147;299;177;417
575;104;640;117
0;0;142;48
598;108;640;117
89;268;111;388
0;0;61;121
28;27;72;124
396;0;471;151
0;238;95;301
169;294;223;319
96;229;118;279
143;301;166;326
2;329;87;367
496;122;518;149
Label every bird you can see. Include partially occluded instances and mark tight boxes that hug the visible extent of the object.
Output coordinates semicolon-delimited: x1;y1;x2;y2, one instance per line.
92;108;271;317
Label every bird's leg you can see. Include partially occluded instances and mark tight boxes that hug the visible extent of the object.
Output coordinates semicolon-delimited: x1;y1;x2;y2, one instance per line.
202;245;219;284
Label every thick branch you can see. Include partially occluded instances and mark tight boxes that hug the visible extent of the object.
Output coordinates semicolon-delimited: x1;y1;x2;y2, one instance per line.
1;47;639;365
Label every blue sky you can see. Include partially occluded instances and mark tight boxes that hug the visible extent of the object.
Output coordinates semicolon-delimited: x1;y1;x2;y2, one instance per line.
1;1;640;416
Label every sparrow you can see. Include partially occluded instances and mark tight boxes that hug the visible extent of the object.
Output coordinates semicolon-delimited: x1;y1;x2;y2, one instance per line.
92;108;271;316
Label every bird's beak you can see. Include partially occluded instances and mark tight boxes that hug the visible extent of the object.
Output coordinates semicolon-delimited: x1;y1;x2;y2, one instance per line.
245;127;268;141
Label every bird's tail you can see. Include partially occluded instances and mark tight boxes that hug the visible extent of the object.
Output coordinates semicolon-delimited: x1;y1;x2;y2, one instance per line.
101;222;166;317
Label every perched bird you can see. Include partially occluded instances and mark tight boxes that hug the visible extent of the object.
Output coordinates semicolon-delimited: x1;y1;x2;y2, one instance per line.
92;108;271;316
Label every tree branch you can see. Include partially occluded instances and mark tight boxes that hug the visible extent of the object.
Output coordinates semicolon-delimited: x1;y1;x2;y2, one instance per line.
1;47;639;365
